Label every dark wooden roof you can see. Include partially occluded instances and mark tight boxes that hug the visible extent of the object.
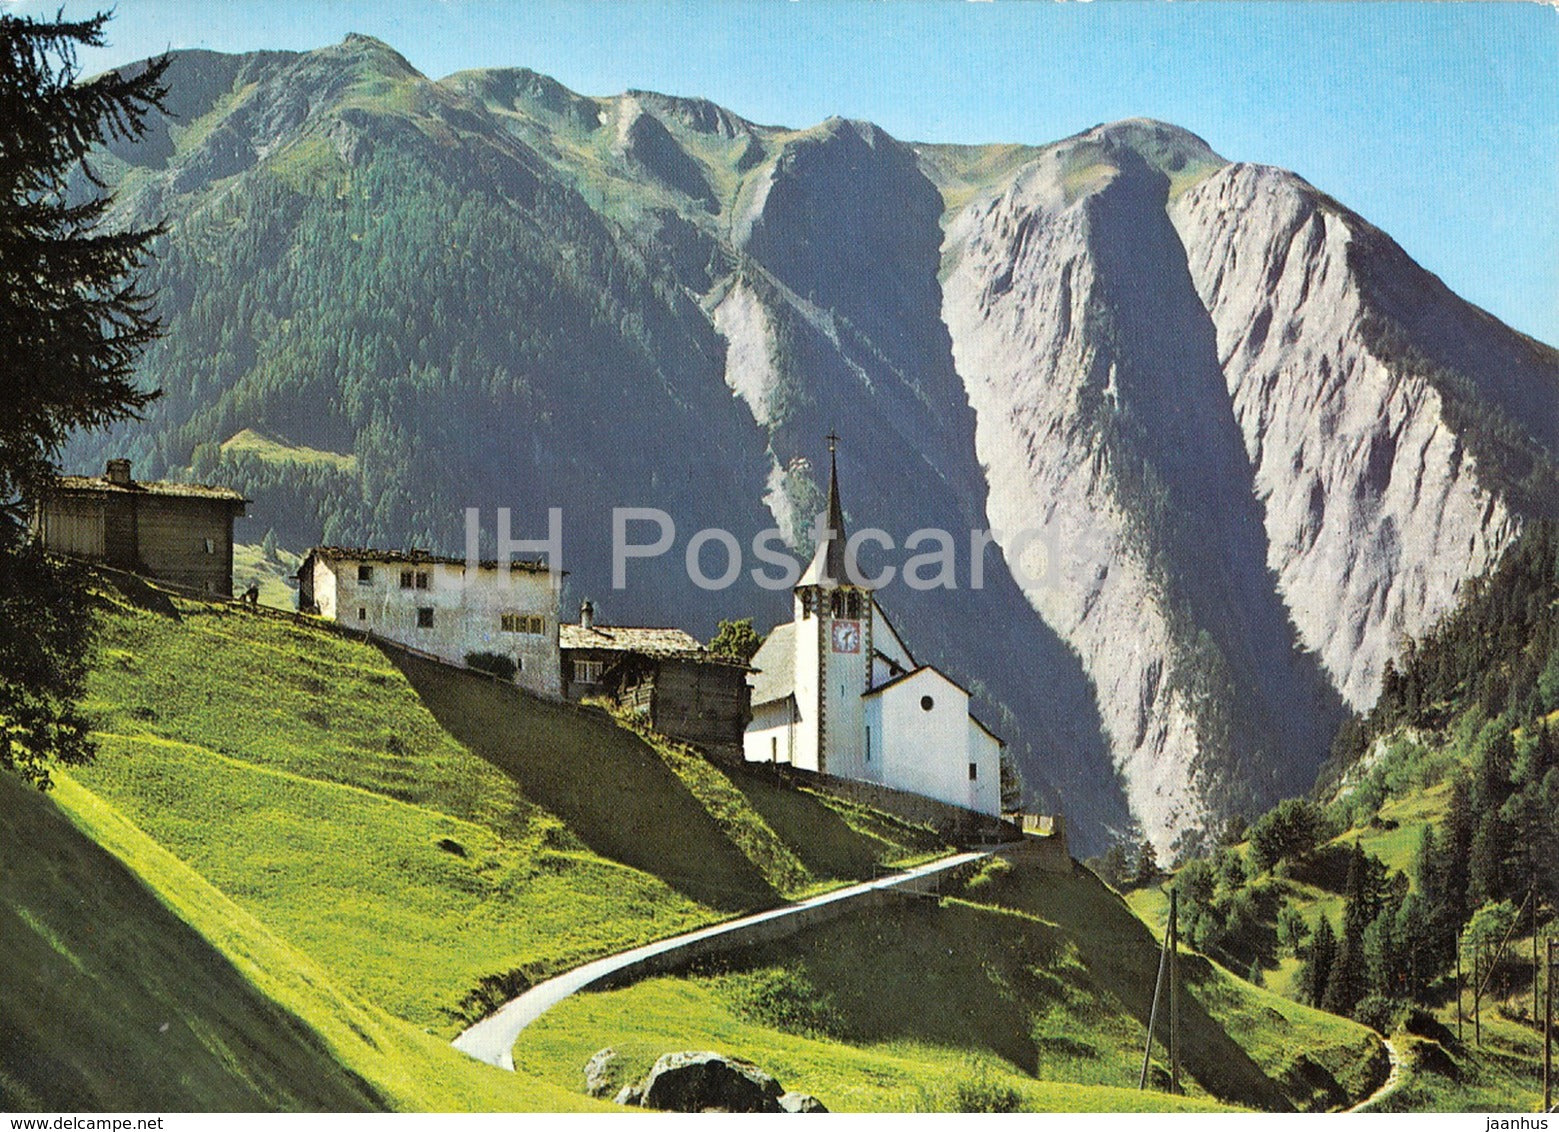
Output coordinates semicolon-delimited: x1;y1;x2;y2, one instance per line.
561;624;752;668
301;546;558;573
48;474;247;503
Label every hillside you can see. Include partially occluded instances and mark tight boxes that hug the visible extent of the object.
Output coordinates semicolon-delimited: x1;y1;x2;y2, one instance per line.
65;37;1559;855
0;571;970;1109
1117;522;1559;1111
3;571;1406;1112
515;858;1385;1112
1;769;600;1112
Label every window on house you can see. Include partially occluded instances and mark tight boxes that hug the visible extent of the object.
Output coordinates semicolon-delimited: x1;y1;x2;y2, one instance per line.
969;762;978;781
400;570;414;589
417;607;434;628
357;565;374;585
415;571;430;590
921;695;935;712
204;537;215;555
501;613;547;634
574;659;603;684
865;726;872;762
358;607;367;621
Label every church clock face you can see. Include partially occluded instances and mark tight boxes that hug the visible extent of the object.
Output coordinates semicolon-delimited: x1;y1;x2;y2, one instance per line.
831;619;861;654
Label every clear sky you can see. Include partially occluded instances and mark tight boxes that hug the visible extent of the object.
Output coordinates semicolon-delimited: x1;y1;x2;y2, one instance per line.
12;0;1559;346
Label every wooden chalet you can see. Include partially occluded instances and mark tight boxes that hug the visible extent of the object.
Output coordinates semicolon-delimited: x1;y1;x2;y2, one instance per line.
32;459;248;597
560;602;753;756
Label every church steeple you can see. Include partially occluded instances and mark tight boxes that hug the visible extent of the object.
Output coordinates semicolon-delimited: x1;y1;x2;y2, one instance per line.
799;432;852;588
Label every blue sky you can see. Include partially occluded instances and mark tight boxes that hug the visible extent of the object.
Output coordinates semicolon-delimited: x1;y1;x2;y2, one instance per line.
15;0;1559;346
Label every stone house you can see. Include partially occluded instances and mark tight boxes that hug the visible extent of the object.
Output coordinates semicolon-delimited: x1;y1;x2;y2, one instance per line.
296;546;563;698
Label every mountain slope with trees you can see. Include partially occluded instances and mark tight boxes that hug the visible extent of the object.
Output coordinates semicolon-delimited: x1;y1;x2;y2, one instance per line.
62;37;1559;854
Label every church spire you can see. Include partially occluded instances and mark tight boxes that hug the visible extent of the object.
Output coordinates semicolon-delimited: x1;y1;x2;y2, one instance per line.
800;432;852;588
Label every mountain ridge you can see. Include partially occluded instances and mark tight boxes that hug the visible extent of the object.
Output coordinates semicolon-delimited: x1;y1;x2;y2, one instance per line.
63;36;1559;853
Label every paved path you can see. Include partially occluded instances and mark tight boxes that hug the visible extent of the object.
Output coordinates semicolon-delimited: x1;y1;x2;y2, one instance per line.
1344;1035;1403;1113
451;849;997;1070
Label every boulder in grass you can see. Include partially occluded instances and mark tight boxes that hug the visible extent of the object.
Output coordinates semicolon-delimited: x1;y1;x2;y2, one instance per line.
583;1047;622;1099
779;1092;829;1113
614;1050;790;1112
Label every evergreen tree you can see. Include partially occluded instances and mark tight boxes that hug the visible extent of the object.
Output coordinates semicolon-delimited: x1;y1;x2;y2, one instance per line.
1132;839;1160;887
0;11;168;788
1300;916;1337;1009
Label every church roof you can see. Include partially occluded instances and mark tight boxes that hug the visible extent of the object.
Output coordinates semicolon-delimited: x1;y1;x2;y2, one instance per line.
862;663;1005;744
797;445;852;588
748;621;797;707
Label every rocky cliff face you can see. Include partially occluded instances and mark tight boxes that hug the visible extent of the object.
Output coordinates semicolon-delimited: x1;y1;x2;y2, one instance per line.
75;42;1559;852
938;122;1557;849
1168;164;1527;711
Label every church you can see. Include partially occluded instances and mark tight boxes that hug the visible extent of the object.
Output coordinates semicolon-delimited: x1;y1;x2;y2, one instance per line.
743;444;1005;817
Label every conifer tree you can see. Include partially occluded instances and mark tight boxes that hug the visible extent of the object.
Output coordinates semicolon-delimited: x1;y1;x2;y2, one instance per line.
0;11;167;787
1300;916;1337;1009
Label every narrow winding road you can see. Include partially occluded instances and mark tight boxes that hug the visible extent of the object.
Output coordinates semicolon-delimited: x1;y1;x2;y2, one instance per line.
452;849;997;1071
1345;1036;1404;1113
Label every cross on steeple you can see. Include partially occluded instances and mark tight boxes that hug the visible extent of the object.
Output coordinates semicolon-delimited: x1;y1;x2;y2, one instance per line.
825;430;840;454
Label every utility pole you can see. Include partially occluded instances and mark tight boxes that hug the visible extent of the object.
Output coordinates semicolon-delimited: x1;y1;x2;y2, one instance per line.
1475;945;1482;1049
1169;887;1180;1096
1457;937;1464;1043
1139;898;1172;1091
1545;937;1554;1115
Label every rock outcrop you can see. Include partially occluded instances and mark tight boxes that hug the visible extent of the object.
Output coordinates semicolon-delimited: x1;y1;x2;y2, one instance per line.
611;1050;826;1113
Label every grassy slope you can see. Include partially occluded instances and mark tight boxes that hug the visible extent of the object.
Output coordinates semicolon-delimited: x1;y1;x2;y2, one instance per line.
517;859;1383;1113
1124;732;1548;1111
231;542;301;608
66;580;941;1036
0;770;598;1112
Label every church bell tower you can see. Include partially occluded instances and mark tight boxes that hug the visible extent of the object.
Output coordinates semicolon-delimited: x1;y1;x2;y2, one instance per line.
792;434;872;777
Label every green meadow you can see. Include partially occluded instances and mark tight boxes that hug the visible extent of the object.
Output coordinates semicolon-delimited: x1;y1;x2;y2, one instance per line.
3;576;1401;1112
518;858;1385;1112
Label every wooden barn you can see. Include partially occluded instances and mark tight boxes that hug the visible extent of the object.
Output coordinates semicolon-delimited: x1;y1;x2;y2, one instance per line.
32;459;248;597
560;602;753;757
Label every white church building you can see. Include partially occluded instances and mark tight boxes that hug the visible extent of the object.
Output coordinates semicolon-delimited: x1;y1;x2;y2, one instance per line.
744;449;1004;817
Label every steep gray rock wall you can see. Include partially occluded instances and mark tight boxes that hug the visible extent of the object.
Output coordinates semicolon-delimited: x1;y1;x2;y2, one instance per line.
1169;164;1523;709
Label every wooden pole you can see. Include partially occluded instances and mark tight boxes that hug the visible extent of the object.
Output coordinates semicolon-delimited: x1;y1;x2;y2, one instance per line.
1456;937;1463;1043
1545;938;1554;1115
1169;888;1180;1096
1139;904;1172;1090
1475;945;1482;1049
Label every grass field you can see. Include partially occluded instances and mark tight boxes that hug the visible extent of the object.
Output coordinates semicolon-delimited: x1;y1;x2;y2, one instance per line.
64;580;941;1042
517;978;1232;1113
5;576;1423;1112
517;857;1385;1112
0;770;602;1112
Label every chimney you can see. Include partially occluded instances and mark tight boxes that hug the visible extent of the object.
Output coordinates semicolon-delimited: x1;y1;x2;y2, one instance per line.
105;459;132;486
580;600;595;629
